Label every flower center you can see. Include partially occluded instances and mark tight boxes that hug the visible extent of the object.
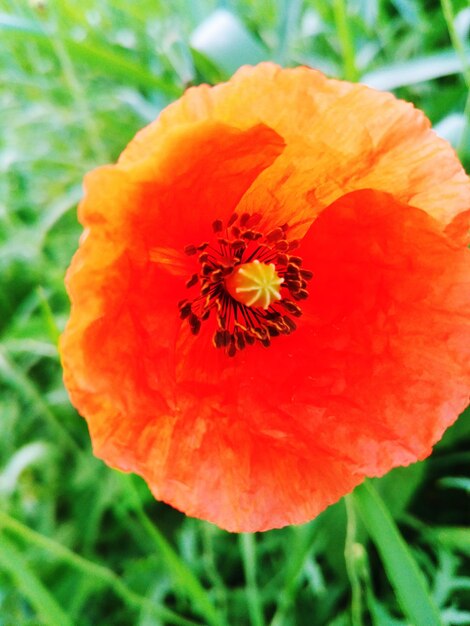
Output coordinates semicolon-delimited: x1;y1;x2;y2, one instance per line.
225;260;284;309
178;212;312;356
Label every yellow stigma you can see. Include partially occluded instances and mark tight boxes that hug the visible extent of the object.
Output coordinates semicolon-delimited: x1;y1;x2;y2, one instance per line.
225;260;284;309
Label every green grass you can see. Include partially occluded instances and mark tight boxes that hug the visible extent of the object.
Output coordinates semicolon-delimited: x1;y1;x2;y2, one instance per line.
1;0;469;624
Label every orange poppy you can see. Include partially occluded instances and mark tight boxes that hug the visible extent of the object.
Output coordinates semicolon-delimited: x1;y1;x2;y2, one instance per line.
60;63;470;532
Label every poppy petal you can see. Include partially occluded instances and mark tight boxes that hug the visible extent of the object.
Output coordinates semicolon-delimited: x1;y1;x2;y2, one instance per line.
83;120;285;249
293;189;470;474
122;63;469;240
61;120;285;462
61;64;470;533
64;187;470;532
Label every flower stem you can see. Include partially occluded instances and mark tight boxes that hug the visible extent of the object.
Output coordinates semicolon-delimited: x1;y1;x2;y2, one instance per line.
240;533;266;626
440;0;470;88
440;0;470;157
333;0;359;82
344;495;364;626
352;480;443;626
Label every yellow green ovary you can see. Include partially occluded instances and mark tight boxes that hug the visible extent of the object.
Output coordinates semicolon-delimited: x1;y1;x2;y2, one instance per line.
225;260;284;309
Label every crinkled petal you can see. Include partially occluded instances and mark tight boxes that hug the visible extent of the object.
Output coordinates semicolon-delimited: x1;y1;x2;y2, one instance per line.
61;65;470;532
63;187;470;532
61;120;284;463
121;63;470;241
292;189;470;474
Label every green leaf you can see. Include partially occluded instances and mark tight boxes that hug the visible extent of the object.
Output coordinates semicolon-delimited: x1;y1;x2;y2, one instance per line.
352;481;443;626
162;34;196;86
63;38;179;95
190;9;267;76
0;12;43;34
441;608;470;624
362;48;470;89
374;463;426;518
434;113;467;148
0;441;51;496
439;477;470;493
390;0;422;26
275;0;303;65
431;527;470;556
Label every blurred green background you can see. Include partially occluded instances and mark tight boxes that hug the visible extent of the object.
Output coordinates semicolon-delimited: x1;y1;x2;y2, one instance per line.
0;0;469;625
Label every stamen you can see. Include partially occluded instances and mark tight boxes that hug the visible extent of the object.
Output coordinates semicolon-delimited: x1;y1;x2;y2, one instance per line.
179;213;313;356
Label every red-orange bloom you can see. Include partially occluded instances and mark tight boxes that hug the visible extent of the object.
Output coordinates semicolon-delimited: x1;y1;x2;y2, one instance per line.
60;64;470;532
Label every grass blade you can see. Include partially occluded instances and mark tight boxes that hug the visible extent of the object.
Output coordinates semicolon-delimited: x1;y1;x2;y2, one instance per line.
0;12;179;95
0;535;73;626
440;0;470;88
0;511;201;626
275;0;303;65
120;477;222;626
333;0;359;81
362;48;470;89
352;481;443;626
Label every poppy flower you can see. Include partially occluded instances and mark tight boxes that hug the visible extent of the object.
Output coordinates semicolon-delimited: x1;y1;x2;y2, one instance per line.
60;63;470;532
